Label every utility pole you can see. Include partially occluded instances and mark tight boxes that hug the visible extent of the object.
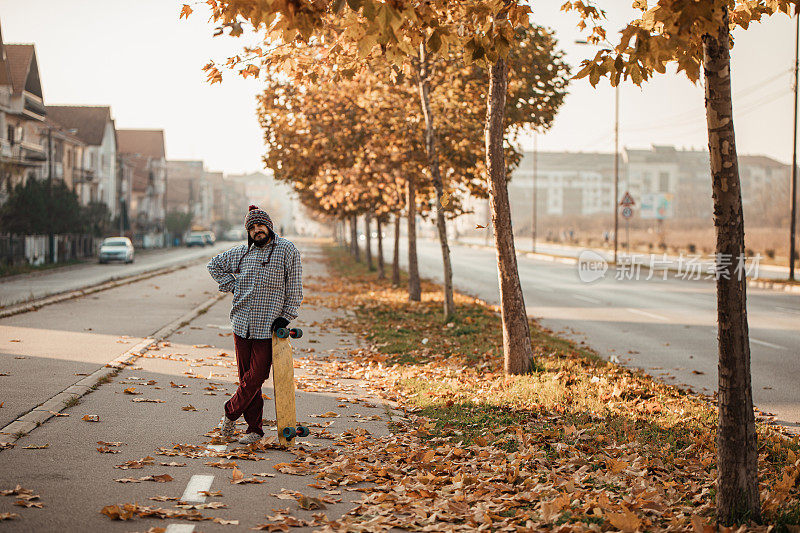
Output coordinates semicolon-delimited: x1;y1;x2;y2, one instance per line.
614;83;620;263
576;40;620;263
532;134;537;253
791;10;799;282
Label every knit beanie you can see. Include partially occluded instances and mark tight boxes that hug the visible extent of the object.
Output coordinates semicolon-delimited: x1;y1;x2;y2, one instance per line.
244;205;274;247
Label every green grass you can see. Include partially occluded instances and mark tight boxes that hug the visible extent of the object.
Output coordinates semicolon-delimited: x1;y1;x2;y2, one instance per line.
322;242;800;528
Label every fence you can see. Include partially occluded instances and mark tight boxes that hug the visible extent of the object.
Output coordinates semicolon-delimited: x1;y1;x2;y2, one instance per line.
0;234;100;266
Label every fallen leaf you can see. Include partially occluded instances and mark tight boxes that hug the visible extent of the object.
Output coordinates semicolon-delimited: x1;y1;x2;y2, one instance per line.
297;495;327;510
100;503;136;520
132;398;165;403
97;446;121;454
182;405;197;411
231;466;244;482
0;512;20;520
607;507;642;533
205;461;237;469
82;414;100;422
14;500;43;508
123;387;141;395
48;411;69;417
22;444;49;449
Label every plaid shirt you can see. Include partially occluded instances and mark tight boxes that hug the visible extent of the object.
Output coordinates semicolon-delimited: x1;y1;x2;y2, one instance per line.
207;237;303;339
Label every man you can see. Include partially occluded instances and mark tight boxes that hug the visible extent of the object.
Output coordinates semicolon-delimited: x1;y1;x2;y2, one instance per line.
207;205;303;444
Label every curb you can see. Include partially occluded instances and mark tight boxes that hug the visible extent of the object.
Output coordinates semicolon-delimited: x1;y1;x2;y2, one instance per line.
0;257;210;319
0;291;227;447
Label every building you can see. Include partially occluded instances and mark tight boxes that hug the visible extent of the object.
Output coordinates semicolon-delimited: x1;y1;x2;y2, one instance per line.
117;129;167;247
46;105;118;214
0;36;47;200
454;145;793;236
44;117;87;192
226;171;298;235
165;159;204;216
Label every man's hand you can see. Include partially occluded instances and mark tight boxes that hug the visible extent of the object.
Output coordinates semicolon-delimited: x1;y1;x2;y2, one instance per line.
271;317;290;332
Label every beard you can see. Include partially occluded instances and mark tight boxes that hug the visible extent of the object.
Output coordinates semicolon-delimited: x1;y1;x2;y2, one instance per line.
252;231;270;247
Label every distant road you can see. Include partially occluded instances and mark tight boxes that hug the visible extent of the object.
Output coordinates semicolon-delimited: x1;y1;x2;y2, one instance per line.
455;236;792;281
0;242;236;307
395;237;800;433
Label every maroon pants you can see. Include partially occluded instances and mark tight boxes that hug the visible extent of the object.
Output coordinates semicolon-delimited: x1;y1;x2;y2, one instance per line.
224;334;272;436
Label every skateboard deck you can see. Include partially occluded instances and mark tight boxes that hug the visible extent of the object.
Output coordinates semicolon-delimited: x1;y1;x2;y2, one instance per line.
271;327;308;447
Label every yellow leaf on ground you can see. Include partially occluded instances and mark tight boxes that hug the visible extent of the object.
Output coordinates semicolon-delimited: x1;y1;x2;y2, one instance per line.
608;508;641;533
231;466;244;482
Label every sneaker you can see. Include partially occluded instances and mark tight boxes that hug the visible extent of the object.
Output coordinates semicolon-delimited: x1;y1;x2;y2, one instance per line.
238;432;262;445
218;415;235;438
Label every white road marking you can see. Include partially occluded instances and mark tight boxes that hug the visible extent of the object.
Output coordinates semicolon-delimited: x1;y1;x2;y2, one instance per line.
750;338;786;350
626;308;669;321
166;525;195;533
573;294;601;304
180;474;215;503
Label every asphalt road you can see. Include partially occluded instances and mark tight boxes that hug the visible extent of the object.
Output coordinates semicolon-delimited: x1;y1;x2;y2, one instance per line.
394;237;800;432
0;239;390;531
454;236;792;281
0;242;232;307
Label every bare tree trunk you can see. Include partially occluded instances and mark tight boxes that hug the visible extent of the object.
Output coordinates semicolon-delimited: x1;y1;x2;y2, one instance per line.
485;57;533;375
418;43;455;319
365;212;374;271
407;176;421;301
703;9;760;524
350;214;360;262
392;212;401;287
377;217;385;279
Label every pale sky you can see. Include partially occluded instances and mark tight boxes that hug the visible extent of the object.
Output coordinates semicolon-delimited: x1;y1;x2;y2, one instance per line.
2;1;797;174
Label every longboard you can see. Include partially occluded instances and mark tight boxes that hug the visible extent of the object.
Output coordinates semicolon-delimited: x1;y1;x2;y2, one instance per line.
271;327;309;447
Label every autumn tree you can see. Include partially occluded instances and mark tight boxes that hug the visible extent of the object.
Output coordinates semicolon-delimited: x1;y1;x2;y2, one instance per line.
564;0;800;523
187;0;567;374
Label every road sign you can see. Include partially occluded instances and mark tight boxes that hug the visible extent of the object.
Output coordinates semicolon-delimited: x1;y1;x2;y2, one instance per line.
621;206;633;219
619;191;635;207
640;193;674;220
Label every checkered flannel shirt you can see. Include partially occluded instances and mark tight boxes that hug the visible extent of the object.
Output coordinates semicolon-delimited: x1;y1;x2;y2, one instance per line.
207;237;303;339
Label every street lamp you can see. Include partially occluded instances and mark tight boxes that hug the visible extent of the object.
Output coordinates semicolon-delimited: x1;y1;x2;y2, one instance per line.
576;39;620;263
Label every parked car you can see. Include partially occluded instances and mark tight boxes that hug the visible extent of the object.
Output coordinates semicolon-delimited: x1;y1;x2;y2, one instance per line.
185;232;207;247
98;237;134;264
223;228;246;241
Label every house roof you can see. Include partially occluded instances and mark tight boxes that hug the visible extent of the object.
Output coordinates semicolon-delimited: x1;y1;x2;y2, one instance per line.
5;44;37;95
739;155;788;169
117;129;166;159
46;105;112;146
0;26;13;89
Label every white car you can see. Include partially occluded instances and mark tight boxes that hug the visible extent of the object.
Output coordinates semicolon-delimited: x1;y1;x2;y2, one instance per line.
98;237;135;264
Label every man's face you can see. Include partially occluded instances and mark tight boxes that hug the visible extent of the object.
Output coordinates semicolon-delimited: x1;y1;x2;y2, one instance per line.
249;223;270;244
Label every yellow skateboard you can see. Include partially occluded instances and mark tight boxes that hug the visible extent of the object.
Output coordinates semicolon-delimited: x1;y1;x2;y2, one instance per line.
271;327;309;447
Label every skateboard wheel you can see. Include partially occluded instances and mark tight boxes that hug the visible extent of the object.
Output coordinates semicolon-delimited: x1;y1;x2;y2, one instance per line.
282;426;297;439
296;425;309;437
275;328;290;339
290;327;303;339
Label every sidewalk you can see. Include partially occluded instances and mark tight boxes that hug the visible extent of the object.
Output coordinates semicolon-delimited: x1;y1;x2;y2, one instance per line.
0;242;230;308
0;240;397;531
